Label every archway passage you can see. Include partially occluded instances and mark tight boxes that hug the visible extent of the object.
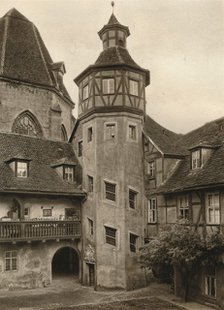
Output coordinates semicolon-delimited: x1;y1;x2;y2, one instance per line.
52;247;79;277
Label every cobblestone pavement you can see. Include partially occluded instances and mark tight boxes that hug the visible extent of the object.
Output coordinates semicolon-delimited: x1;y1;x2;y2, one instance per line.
0;276;216;310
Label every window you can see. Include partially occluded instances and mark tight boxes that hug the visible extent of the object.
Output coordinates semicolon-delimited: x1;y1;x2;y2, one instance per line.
148;162;155;177
148;198;157;223
12;110;42;138
129;80;139;96
24;208;29;216
128;124;137;140
191;149;201;169
64;166;74;182
177;195;189;219
129;189;137;209
206;193;220;224
16;161;28;178
105;181;116;202
87;127;93;142
43;208;52;217
103;78;115;94
5;251;17;271
78;141;83;157
88;175;94;192
205;267;216;298
88;218;94;236
82;84;89;100
105;226;116;246
105;123;116;139
130;233;138;253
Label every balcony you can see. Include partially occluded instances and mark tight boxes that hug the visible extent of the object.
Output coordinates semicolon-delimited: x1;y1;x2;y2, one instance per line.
0;220;81;243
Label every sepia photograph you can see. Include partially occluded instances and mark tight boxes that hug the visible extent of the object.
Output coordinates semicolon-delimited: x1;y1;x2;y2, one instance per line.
0;0;223;309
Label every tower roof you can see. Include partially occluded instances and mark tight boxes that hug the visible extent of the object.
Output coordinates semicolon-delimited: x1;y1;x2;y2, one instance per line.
98;13;130;39
0;8;72;103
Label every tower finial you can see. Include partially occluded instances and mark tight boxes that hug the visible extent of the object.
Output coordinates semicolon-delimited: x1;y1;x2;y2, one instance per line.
111;1;115;14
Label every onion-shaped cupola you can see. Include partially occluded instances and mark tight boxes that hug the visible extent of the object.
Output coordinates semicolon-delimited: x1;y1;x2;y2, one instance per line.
74;5;150;119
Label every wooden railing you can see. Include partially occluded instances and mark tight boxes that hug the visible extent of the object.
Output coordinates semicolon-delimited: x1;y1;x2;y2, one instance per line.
0;220;81;242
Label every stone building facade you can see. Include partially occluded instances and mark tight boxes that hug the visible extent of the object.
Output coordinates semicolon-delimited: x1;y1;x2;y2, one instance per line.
0;6;223;308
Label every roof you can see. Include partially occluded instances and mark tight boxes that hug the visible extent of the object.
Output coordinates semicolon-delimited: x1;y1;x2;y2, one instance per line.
0;8;72;103
108;13;120;25
145;117;224;194
144;115;185;156
0;132;84;196
98;13;130;38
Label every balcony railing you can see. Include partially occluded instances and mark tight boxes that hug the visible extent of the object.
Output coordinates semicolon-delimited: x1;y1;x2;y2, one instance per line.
0;220;81;242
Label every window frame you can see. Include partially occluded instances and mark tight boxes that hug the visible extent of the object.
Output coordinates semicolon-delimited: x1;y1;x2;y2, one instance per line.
104;181;116;202
177;195;189;220
205;267;216;299
63;165;75;182
82;84;89;100
128;124;137;141
88;218;94;236
206;192;220;225
88;175;94;193
147;161;155;177
129;189;137;209
102;78;115;95
191;149;202;169
104;122;116;140
15;160;29;178
87;127;93;142
129;233;139;253
78;140;83;157
43;208;52;217
129;79;139;96
105;226;117;246
148;198;157;223
5;251;17;271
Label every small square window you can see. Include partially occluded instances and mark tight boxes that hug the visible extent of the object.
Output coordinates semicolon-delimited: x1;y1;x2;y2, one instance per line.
64;166;74;182
16;161;28;178
105;226;116;246
5;251;17;271
88;175;94;192
105;181;116;202
87;127;93;142
78;141;83;157
148;198;157;223
82;84;89;100
128;125;136;140
129;189;137;209
206;193;220;224
43;208;52;217
105;123;116;139
88;218;94;236
103;79;115;94
24;208;29;216
130;233;138;253
129;80;139;96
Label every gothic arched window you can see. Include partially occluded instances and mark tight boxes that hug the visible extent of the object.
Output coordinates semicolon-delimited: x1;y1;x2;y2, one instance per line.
61;124;68;142
12;111;43;138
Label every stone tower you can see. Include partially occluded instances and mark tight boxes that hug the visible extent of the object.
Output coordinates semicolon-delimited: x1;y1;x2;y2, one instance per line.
0;8;74;141
72;12;150;289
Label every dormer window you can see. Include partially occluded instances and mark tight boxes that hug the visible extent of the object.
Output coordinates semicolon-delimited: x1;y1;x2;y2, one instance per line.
16;161;28;178
103;78;114;94
191;149;201;169
63;166;74;182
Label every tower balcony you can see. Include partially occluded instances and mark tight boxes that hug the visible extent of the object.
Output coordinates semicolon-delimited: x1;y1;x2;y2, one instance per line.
0;219;81;243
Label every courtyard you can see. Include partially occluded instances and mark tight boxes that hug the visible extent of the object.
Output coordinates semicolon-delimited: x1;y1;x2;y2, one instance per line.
0;276;215;310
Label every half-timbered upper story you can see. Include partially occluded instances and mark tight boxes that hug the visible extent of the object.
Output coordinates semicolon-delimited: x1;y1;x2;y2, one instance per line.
144;116;224;238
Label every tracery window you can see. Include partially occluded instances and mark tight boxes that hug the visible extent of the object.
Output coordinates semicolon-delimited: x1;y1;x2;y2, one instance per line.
12;111;42;137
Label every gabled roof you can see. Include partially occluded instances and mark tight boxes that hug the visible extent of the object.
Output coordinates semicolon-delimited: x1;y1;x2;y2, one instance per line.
146;117;224;194
0;133;84;196
0;8;72;103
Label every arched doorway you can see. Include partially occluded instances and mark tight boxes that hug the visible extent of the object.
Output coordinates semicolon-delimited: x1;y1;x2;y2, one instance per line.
52;247;79;278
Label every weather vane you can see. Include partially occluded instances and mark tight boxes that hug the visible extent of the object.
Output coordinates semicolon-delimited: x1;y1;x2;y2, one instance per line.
111;1;115;13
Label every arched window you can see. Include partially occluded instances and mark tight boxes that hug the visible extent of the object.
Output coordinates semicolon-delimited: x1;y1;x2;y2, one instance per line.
12;111;43;138
61;124;68;142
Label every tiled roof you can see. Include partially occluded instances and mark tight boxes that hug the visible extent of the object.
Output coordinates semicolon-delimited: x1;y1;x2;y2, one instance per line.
144;115;185;156
108;13;120;25
95;46;141;69
147;117;224;193
0;133;84;196
0;8;72;102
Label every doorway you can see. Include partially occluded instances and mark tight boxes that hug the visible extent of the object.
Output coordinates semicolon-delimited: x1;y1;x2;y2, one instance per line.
52;247;79;277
